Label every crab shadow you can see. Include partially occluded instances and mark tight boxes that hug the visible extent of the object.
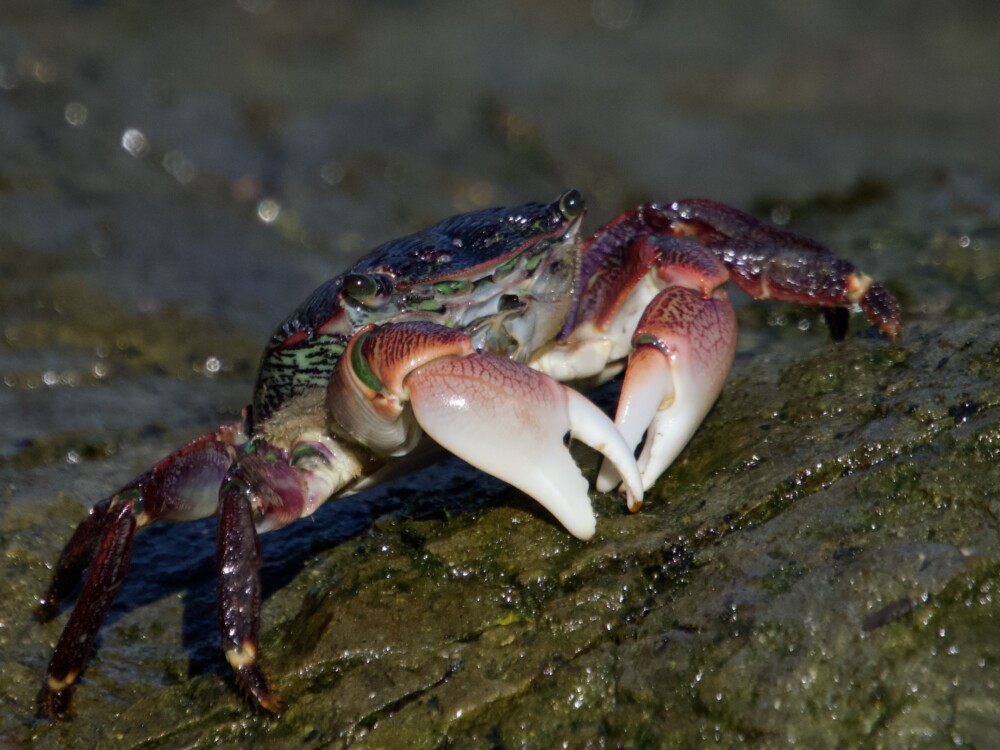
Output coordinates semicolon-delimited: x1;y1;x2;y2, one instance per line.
103;452;511;681
79;377;623;685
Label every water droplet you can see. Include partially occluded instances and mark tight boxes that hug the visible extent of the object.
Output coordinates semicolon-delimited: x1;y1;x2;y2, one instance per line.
257;198;281;224
121;128;149;158
163;149;196;184
64;102;88;127
32;57;58;84
320;160;345;186
770;205;792;226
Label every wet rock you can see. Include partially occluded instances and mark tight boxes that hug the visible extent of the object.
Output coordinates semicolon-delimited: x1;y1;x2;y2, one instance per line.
246;316;999;748
13;312;997;749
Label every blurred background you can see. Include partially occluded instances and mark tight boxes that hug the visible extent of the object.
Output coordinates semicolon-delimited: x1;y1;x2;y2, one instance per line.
2;1;999;746
2;0;997;339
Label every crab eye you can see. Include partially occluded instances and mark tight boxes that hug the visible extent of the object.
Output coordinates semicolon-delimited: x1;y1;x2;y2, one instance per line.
558;189;584;220
343;273;393;307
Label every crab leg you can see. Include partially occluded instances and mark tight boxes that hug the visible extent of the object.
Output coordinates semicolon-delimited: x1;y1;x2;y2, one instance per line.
36;498;120;623
39;497;136;719
37;426;243;719
596;285;737;493
214;437;367;712
328;321;643;540
650;199;902;342
216;458;276;713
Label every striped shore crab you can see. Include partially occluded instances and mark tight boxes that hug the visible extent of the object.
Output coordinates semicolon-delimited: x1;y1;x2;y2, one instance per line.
37;190;900;718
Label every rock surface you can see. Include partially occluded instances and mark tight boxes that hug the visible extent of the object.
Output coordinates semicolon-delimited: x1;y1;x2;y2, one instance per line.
1;2;999;748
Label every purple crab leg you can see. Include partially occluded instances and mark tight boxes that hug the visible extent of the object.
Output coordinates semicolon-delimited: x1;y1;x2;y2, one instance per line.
217;469;271;712
217;442;320;713
577;200;902;343
37;425;244;719
650;199;902;342
36;498;119;621
215;449;309;714
40;497;136;719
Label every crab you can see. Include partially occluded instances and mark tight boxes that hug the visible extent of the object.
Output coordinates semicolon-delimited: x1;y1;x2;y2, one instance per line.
36;189;900;718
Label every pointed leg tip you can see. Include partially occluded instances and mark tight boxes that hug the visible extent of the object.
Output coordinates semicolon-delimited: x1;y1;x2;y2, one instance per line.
235;662;283;715
860;281;902;345
883;317;903;346
256;692;285;716
37;684;74;722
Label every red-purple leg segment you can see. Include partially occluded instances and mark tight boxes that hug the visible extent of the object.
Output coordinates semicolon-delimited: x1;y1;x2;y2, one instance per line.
649;199;902;342
39;498;136;719
38;428;242;617
217;459;277;713
216;442;319;712
573;200;901;343
36;499;118;622
573;232;729;336
37;425;244;719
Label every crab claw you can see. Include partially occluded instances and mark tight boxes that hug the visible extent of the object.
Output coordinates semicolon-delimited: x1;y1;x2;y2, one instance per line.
406;351;643;540
597;286;737;493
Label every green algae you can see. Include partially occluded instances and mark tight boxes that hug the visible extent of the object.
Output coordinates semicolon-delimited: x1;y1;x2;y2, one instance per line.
0;430;118;470
1;276;260;384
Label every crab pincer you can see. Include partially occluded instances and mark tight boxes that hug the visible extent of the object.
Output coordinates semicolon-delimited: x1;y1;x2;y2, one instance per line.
328;321;644;540
596;283;737;493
